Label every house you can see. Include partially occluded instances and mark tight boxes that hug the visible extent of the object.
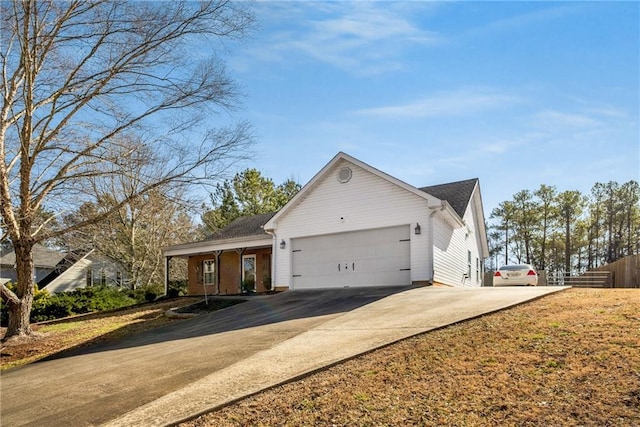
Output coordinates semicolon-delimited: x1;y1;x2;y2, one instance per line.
0;243;128;293
1;243;65;286
41;251;129;293
163;152;489;294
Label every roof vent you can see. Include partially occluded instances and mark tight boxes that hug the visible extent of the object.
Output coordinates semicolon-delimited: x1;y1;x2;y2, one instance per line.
337;166;352;183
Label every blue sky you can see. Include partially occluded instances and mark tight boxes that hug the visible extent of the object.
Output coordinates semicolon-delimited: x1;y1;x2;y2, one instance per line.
225;1;639;217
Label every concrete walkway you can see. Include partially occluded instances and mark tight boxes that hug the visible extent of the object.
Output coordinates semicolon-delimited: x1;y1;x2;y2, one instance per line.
1;286;567;427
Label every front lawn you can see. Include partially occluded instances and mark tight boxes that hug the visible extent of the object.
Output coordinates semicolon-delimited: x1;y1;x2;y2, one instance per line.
181;288;640;426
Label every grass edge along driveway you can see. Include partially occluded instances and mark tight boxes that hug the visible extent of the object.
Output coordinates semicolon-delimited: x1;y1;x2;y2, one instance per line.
181;288;640;427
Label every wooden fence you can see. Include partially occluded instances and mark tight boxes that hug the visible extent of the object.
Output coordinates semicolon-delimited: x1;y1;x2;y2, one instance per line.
590;255;640;288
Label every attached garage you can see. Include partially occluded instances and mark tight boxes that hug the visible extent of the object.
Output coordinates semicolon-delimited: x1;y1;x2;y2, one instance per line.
164;152;489;295
291;225;411;289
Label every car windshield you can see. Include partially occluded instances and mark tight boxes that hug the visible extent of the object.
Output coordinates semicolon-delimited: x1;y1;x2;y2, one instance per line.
500;265;531;271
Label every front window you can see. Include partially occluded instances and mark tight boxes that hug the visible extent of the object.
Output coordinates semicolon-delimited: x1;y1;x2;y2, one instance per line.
467;250;472;279
203;260;215;285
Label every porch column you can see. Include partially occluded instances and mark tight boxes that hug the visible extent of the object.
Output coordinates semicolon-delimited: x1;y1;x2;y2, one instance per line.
236;248;246;292
214;250;222;295
164;256;172;296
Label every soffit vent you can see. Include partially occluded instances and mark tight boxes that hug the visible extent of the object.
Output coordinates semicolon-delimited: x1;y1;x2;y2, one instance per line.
337;166;352;183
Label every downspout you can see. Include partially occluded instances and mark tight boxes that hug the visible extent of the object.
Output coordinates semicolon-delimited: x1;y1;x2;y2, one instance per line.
428;201;447;285
428;210;437;285
264;229;276;292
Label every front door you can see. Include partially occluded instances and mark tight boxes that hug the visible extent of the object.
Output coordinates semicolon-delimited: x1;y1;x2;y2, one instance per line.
242;255;256;291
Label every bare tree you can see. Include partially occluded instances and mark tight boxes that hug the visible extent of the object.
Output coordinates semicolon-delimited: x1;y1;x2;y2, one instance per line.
490;200;515;266
533;184;557;270
511;189;538;265
0;0;255;339
556;190;586;274
63;177;198;291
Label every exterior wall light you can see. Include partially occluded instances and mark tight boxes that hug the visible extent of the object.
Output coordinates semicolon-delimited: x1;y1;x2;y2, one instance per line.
414;223;421;235
280;239;286;249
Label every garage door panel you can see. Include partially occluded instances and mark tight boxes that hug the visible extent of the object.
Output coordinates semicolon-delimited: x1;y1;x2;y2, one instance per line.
291;225;410;289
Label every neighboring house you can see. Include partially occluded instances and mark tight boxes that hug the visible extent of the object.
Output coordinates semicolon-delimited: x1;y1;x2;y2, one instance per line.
42;252;129;293
163;152;489;295
0;243;127;293
1;243;64;286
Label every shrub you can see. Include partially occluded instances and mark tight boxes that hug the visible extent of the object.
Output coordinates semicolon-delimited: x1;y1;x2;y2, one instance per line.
167;280;187;297
1;283;143;324
30;286;137;322
127;284;163;304
1;282;51;326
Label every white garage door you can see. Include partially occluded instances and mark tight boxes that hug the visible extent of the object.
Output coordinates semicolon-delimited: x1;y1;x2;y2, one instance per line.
291;225;411;289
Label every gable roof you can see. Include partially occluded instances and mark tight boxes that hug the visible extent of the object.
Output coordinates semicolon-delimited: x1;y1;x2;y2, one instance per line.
205;212;276;241
0;243;65;268
38;249;94;289
420;178;479;218
265;152;435;230
265;152;481;231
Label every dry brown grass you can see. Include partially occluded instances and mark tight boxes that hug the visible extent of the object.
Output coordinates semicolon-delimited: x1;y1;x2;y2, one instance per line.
1;289;638;425
182;288;640;427
0;297;202;370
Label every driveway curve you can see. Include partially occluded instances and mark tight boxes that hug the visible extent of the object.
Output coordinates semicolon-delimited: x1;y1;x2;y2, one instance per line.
1;286;567;427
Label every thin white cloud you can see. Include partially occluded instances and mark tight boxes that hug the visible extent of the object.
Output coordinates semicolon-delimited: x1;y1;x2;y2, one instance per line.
251;2;443;75
353;87;520;119
481;141;516;154
583;105;628;119
532;110;602;129
459;4;579;41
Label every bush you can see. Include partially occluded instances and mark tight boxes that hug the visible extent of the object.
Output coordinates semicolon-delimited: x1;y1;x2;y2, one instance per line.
127;284;163;304
30;286;137;322
1;283;168;325
1;282;51;326
168;280;187;297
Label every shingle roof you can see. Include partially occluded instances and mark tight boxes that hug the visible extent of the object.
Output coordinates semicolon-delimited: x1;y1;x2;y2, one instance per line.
419;178;478;218
0;243;65;268
202;179;477;244
206;212;276;241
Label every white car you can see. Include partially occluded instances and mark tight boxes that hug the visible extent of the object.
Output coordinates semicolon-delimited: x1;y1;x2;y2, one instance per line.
493;264;538;286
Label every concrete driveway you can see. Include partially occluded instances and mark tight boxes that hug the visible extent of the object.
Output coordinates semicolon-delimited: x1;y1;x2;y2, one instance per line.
1;285;567;427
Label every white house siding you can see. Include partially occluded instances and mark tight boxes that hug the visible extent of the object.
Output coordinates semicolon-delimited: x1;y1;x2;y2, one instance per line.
0;267;56;285
433;191;483;288
272;159;432;289
45;258;93;293
44;255;127;293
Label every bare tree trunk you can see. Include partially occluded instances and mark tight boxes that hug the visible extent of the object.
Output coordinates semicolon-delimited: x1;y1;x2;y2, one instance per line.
5;242;35;338
504;225;509;266
564;215;571;274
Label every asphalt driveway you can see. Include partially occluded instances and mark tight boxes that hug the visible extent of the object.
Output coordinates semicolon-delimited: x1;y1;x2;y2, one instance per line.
0;285;567;427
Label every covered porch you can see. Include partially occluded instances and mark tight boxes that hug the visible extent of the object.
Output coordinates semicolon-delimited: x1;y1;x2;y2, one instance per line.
163;235;274;296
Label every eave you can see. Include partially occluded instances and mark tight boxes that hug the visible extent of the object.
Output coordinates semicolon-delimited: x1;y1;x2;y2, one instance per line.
163;235;272;258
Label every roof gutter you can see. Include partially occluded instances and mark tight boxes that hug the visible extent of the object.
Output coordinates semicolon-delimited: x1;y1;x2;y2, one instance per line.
163;234;272;257
429;199;465;228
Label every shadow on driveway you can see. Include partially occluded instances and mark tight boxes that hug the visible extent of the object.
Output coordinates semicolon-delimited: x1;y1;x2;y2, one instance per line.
39;285;417;362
